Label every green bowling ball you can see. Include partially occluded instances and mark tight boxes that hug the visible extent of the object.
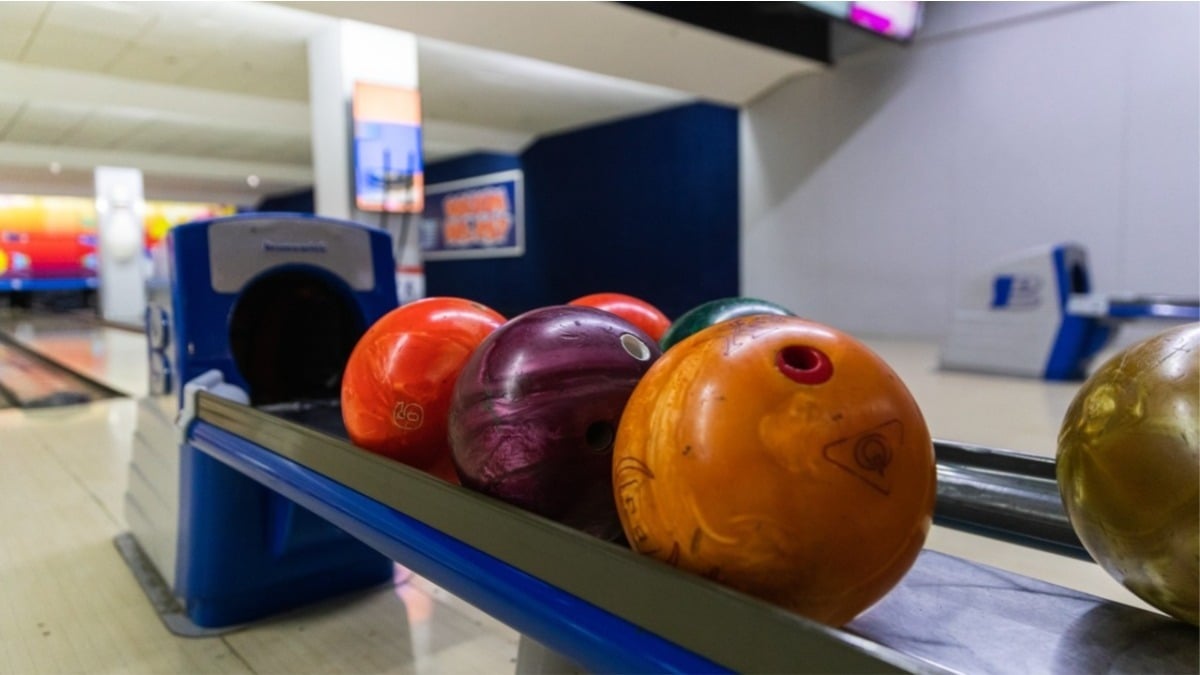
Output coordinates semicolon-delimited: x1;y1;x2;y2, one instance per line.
1057;322;1199;625
660;297;795;351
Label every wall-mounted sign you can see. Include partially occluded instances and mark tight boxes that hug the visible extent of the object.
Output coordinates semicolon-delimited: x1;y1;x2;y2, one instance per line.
352;81;424;213
419;170;524;260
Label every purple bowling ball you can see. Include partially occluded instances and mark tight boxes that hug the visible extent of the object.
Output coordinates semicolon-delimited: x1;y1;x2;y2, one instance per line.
449;305;662;540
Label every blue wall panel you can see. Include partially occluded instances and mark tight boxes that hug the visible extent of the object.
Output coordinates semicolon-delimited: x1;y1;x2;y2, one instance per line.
424;103;739;320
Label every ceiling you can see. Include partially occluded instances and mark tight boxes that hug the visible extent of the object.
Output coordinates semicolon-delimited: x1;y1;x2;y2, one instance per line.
0;1;826;206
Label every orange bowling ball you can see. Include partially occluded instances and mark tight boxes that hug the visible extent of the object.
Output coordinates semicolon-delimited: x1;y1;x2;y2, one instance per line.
341;297;505;479
613;315;936;626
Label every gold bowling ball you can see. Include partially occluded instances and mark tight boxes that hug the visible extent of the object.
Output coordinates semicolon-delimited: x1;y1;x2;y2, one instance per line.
1057;323;1199;625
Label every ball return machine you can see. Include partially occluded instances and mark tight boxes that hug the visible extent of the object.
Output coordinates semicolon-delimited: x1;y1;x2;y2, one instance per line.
121;216;1196;673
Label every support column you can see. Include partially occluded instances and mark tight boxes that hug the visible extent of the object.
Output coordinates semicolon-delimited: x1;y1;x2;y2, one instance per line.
307;20;425;305
94;166;146;325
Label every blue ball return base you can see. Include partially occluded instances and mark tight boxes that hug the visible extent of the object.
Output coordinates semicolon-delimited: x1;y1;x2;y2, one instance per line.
940;243;1198;380
175;448;395;628
123;213;400;630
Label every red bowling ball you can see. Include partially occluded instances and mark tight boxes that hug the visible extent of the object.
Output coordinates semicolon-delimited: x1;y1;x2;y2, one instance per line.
449;305;662;539
341;297;505;479
569;292;672;343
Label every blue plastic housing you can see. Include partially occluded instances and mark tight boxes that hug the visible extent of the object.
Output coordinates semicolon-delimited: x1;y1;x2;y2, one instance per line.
157;213;398;627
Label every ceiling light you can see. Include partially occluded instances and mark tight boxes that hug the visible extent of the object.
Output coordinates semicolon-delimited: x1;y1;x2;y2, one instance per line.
247;175;261;188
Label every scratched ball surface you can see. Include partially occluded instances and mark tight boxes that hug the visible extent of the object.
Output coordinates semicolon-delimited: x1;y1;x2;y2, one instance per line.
341;297;505;479
1057;323;1199;626
569;292;672;343
614;315;935;626
450;305;661;539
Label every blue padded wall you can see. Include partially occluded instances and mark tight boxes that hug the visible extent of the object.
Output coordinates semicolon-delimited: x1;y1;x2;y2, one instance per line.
424;103;739;320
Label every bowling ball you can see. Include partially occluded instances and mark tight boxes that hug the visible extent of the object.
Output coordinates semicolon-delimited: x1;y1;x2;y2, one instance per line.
1057;323;1199;625
660;297;794;351
341;297;505;479
450;305;662;539
569;293;672;342
614;315;936;626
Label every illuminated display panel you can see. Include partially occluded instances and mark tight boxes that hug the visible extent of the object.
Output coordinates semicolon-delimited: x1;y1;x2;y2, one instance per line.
352;81;425;214
0;195;234;288
801;1;922;41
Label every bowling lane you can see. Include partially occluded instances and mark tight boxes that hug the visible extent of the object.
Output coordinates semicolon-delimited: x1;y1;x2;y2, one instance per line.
0;311;149;398
861;336;1160;614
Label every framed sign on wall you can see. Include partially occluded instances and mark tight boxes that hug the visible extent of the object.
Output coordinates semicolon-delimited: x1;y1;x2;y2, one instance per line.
419;170;524;260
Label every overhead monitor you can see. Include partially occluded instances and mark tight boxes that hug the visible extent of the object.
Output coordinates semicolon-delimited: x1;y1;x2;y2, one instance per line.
801;1;922;41
351;81;425;214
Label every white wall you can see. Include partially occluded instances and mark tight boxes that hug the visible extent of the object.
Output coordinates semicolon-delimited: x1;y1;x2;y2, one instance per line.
741;1;1199;339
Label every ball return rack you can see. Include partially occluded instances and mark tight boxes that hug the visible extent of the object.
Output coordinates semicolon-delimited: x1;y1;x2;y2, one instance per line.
118;390;1197;674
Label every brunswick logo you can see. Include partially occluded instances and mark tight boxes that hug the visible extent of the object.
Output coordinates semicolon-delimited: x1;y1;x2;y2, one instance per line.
262;240;328;254
821;419;903;495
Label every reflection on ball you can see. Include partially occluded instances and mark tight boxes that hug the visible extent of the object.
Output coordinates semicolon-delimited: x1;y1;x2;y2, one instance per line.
569;292;671;342
1057;323;1199;626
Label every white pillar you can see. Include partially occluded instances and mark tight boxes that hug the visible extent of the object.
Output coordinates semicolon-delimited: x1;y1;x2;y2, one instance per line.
307;20;424;304
94;166;146;325
307;20;420;221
